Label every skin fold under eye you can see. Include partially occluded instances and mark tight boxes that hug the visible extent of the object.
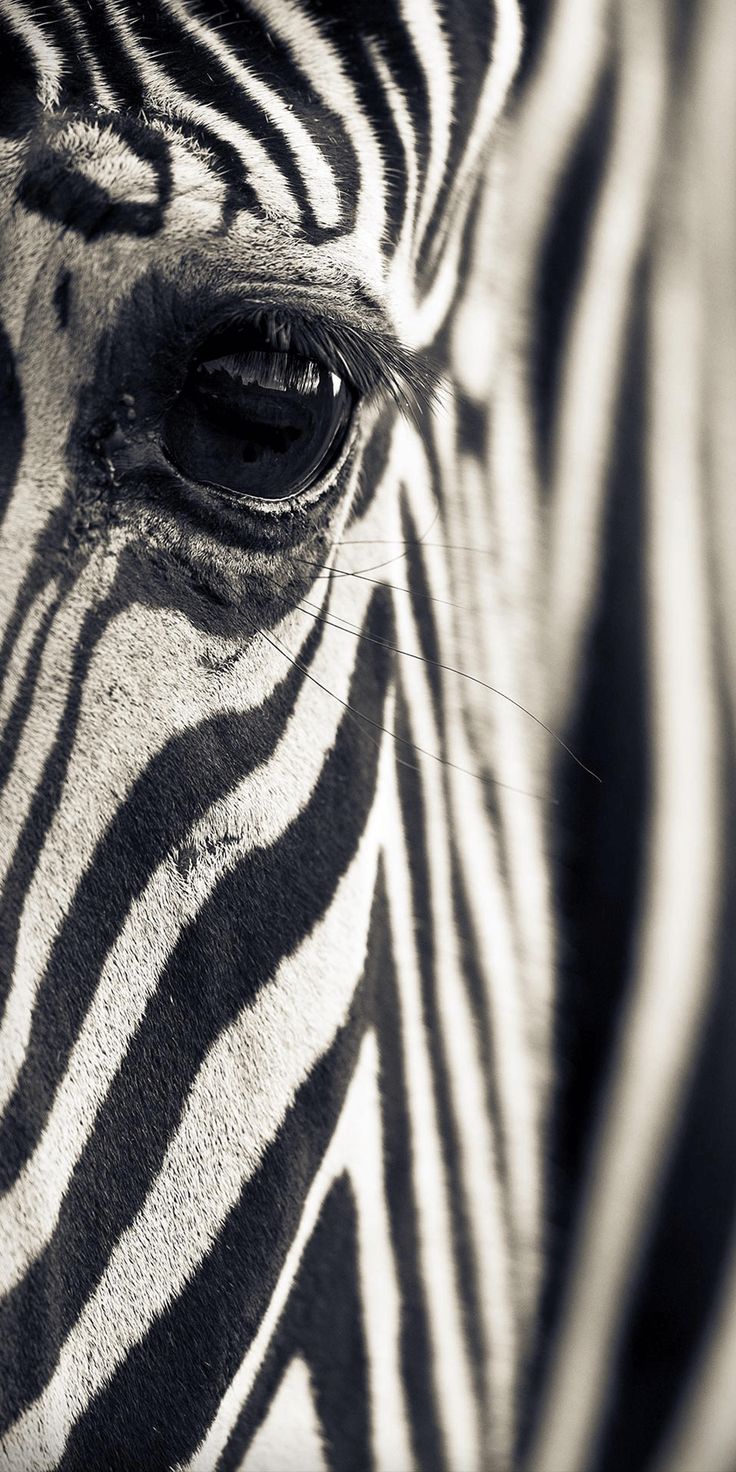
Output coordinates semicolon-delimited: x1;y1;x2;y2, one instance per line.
162;335;355;504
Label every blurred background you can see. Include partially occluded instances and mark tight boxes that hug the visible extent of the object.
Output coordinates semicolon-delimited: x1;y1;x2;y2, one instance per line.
501;2;736;1467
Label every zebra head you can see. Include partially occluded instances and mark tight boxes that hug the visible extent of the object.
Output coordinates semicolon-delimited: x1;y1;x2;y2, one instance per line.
0;4;547;1470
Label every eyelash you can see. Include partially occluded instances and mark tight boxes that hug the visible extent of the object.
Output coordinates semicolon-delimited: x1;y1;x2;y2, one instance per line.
198;303;432;422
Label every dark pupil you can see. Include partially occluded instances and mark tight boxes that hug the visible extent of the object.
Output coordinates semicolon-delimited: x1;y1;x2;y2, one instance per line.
163;346;353;502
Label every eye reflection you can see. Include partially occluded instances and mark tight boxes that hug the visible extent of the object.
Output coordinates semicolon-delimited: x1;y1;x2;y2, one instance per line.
162;341;354;503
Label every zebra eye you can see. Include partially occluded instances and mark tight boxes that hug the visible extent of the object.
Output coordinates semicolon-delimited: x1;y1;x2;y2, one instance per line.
162;339;354;504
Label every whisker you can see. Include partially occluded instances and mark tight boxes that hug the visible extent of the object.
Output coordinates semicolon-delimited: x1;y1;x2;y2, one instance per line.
260;626;550;801
337;538;496;554
293;555;466;611
297;597;601;782
340;504;442;575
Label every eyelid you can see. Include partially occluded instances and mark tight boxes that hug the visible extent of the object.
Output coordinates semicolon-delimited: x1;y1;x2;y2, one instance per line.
207;303;437;423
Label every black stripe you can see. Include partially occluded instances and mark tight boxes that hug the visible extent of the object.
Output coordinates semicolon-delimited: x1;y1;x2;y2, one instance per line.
0;508;86;721
344;412;398;529
202;0;431;249
37;3;94;106
400;494;444;731
219;863;402;1471
0;320;25;525
449;837;514;1258
0;598;64;834
0;16;41;138
532;60;616;478
53;269;72;331
223;1175;372;1472
143;110;259;228
187;0;362;242
18;114;173;240
513;0;553;92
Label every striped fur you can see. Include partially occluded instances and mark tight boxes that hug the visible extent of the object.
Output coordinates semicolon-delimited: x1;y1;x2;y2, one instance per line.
0;1;733;1470
0;3;546;1469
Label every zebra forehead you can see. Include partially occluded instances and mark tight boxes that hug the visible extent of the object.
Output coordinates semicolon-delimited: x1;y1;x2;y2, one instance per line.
0;1;521;292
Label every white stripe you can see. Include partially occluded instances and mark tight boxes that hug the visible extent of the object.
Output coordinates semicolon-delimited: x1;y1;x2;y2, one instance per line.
367;40;420;285
401;411;551;1065
0;388;93;651
237;1357;327;1472
695;0;736;745
388;184;470;350
431;397;553;1042
0;0;64;108
0;572;111;899
449;149;506;403
388;0;521;349
503;0;610;312
491;0;611;707
56;0;117;108
353;1040;416;1472
385;0;521;350
445;705;547;1332
413;436;549;1321
632;11;736;1465
312;337;547;1369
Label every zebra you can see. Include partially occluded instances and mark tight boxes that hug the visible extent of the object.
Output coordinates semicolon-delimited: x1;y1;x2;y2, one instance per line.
0;1;733;1471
